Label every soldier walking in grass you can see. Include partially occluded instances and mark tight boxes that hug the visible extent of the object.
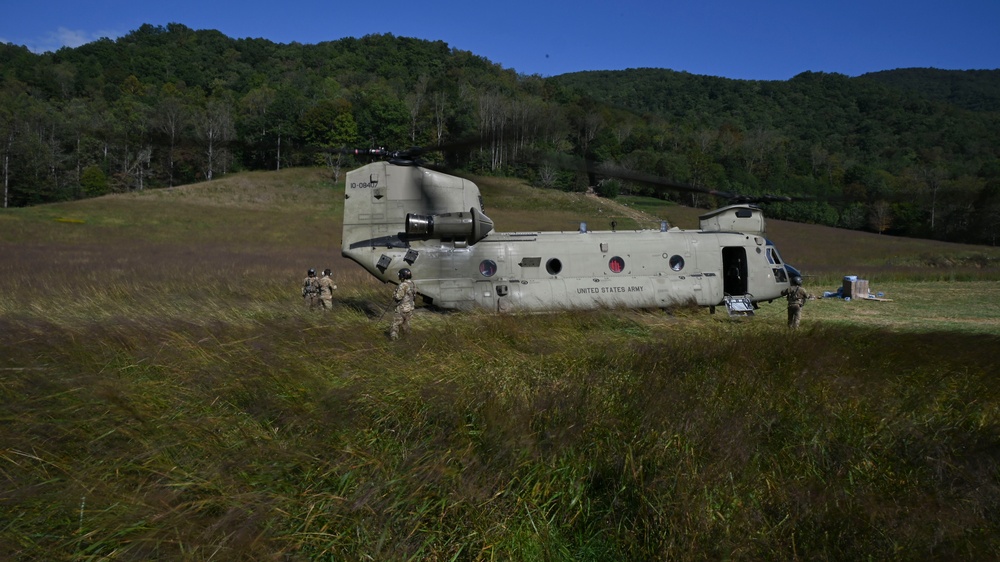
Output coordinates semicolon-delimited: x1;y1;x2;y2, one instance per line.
389;268;415;341
318;268;337;310
302;268;320;309
780;276;812;329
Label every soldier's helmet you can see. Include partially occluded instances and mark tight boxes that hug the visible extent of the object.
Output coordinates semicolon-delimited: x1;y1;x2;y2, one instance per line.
792;276;802;286
308;268;316;276
398;268;412;280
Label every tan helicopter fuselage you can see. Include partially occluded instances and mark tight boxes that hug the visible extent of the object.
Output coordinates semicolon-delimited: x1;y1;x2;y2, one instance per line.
341;162;794;312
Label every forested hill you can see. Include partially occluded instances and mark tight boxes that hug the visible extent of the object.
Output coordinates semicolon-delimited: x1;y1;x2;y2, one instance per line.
863;68;1000;112
1;24;999;245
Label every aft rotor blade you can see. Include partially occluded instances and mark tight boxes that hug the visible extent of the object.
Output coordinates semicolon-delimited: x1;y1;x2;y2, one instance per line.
542;155;817;205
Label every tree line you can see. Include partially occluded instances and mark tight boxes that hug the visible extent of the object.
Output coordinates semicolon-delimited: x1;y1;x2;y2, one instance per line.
2;23;999;244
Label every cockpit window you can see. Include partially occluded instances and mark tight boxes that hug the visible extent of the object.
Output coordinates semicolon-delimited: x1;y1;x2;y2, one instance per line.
766;247;782;265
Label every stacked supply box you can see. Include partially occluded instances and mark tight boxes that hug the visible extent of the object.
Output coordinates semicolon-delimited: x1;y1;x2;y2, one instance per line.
842;276;869;299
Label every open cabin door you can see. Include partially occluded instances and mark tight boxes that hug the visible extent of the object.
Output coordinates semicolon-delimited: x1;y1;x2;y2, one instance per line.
722;247;748;296
721;246;754;317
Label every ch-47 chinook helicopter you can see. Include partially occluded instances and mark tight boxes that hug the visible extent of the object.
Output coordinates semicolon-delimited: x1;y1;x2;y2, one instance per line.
341;147;803;316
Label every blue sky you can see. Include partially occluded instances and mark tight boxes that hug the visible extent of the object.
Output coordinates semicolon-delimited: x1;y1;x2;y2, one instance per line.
3;0;998;81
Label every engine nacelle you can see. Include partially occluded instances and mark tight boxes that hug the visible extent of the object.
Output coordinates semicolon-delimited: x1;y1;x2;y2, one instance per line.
405;207;494;245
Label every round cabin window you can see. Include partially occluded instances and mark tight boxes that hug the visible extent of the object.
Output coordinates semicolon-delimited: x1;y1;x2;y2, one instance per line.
546;258;562;275
609;256;625;273
479;259;497;277
669;255;685;271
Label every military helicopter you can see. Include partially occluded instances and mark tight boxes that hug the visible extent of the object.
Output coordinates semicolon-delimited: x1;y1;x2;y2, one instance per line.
340;147;802;316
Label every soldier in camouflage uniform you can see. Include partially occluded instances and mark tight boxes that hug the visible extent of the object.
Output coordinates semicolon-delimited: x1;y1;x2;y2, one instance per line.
318;268;337;310
302;268;320;309
780;276;811;329
389;268;415;341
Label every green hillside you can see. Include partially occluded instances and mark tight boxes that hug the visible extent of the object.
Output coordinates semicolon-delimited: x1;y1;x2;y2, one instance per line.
1;168;999;560
3;26;1000;245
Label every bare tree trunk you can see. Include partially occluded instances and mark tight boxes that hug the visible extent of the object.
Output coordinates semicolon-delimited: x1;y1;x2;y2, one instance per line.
579;112;603;156
407;75;429;143
538;163;556;188
479;92;508;171
922;168;944;231
206;135;214;180
155;98;184;187
325;151;345;183
75;136;81;193
2;127;13;208
200;101;234;181
137;147;151;190
276;130;281;171
741;127;778;176
3;151;9;208
870;200;893;234
433;92;447;146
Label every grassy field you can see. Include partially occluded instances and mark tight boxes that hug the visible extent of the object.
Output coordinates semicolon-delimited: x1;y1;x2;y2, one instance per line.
1;168;999;560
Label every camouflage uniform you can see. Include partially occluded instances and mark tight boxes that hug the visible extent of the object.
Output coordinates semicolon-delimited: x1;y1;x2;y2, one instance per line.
780;284;810;329
302;270;320;309
389;278;415;340
318;269;337;310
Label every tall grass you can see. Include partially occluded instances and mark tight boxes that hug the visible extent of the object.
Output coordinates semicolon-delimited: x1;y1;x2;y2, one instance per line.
2;168;999;560
3;307;997;559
